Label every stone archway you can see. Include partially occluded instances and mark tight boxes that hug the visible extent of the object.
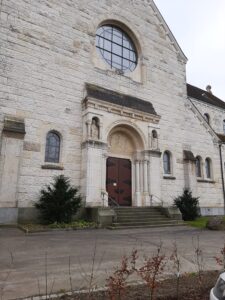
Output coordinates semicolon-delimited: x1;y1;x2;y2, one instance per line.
106;124;145;206
108;124;144;154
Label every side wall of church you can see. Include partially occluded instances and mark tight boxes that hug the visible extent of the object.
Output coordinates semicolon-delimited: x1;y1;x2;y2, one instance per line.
192;99;225;134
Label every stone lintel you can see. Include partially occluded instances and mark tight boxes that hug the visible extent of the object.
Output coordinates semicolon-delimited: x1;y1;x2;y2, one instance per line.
41;164;64;170
163;176;176;180
3;116;25;136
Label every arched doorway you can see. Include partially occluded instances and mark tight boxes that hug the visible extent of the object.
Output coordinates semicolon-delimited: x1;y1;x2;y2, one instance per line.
106;124;144;206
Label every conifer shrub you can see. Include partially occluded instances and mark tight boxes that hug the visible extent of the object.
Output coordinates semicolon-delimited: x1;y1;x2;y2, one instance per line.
35;175;82;224
174;189;200;221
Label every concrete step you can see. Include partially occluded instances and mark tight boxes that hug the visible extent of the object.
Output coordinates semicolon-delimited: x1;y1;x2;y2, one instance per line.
112;220;179;226
111;207;184;229
108;223;185;230
116;212;163;217
116;217;168;222
114;207;160;212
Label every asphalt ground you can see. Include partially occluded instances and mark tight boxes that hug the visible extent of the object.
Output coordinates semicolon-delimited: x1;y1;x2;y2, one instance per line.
0;226;224;299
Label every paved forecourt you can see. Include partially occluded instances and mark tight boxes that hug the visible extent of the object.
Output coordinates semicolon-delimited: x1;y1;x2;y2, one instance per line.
0;226;222;299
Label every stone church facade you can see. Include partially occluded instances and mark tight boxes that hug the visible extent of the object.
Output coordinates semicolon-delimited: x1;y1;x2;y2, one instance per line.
0;0;225;224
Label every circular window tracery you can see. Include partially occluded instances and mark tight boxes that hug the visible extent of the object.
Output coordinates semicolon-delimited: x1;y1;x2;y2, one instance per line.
96;25;137;72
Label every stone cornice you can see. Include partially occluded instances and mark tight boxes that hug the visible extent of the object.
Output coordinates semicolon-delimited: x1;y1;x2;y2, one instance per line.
83;97;161;124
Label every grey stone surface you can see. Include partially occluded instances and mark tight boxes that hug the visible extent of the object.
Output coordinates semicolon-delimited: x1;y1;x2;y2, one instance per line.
160;206;182;220
0;226;224;299
0;208;18;224
86;207;115;226
18;208;40;224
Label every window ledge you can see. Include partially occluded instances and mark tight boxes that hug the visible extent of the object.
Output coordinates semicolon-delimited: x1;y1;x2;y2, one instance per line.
41;164;64;170
163;175;176;180
197;179;215;183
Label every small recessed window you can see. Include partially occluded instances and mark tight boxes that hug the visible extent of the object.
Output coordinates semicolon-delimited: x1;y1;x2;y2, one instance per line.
96;25;137;72
45;131;60;163
204;113;210;124
223;120;225;134
205;158;211;179
195;156;202;177
163;151;171;174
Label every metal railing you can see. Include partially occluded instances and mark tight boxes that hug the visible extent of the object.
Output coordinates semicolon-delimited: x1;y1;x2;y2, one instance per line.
101;191;120;207
150;194;167;207
108;196;120;207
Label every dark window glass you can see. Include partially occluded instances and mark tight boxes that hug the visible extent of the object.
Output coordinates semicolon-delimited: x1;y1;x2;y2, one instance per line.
223;120;225;134
152;130;157;138
205;158;211;178
204;113;210;124
96;25;137;72
163;151;171;174
45;132;60;163
196;157;201;177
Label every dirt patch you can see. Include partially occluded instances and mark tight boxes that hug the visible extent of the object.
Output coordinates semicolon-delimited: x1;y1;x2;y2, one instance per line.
58;270;219;300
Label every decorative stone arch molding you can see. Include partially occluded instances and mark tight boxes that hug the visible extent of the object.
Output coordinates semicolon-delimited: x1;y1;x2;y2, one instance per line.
89;14;146;54
106;120;147;151
108;125;144;157
89;15;147;83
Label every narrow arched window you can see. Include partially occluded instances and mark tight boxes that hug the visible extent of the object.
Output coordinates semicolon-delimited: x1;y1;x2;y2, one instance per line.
45;131;60;163
223;120;225;134
195;156;202;177
204;113;210;124
163;151;171;174
205;158;211;179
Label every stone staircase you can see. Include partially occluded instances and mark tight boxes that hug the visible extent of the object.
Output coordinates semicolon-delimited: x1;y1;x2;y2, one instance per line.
108;207;184;229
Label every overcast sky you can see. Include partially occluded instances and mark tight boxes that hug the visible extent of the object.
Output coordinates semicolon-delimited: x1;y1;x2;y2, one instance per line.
154;0;225;100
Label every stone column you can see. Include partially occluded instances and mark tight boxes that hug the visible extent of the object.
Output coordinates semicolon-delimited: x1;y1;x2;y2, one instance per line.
135;160;141;206
99;122;103;140
143;160;148;192
101;152;108;207
143;159;149;206
86;120;92;139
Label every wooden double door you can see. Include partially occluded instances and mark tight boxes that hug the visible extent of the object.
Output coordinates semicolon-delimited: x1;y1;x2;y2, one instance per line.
106;157;132;206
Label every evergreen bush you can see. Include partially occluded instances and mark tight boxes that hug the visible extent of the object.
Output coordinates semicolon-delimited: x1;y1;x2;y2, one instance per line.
35;175;82;224
174;189;200;221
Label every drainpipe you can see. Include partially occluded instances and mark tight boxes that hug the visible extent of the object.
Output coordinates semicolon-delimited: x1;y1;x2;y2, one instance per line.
219;143;225;215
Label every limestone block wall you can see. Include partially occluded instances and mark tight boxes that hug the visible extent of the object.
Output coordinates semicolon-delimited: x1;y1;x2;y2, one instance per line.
181;101;224;210
0;0;223;213
192;99;225;134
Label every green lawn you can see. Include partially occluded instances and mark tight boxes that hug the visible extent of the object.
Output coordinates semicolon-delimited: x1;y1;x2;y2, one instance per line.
185;217;210;229
186;216;225;229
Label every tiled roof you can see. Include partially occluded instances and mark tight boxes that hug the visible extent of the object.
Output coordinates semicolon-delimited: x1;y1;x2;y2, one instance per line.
86;84;158;116
216;133;225;143
187;84;225;110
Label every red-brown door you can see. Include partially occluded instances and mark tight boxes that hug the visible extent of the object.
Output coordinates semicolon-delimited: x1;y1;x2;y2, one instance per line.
106;157;132;206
